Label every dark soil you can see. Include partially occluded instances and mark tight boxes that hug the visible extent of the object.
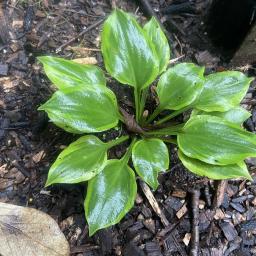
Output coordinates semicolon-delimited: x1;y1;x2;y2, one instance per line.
1;0;256;255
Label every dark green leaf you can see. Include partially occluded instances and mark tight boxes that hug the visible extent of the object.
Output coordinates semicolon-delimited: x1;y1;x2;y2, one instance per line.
144;17;170;74
191;107;251;124
38;56;106;90
156;63;204;111
132;138;169;190
101;9;159;90
85;159;137;236
46;136;108;186
178;150;252;180
178;115;256;165
38;86;120;134
195;71;253;112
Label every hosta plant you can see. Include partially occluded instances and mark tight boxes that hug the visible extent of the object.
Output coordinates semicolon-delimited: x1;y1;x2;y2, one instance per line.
38;9;255;235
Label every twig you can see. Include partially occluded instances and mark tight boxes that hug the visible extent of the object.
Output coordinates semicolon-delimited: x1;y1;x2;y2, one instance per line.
108;0;117;9
169;54;185;64
190;189;200;256
139;180;169;227
204;184;211;207
213;180;228;208
160;2;196;15
56;18;104;53
70;245;99;254
206;180;228;245
140;179;188;256
135;0;173;45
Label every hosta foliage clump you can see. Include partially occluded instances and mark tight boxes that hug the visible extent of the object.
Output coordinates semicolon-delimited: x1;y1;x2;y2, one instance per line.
39;9;255;235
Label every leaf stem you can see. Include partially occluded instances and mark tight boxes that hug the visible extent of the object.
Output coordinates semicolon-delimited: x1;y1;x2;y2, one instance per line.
106;135;130;148
134;88;140;123
121;137;137;164
146;105;163;124
154;106;191;125
118;111;125;123
145;123;184;136
138;88;148;122
161;138;177;145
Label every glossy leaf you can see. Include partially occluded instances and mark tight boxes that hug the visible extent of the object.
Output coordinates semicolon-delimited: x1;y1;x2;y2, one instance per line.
178;150;252;180
85;159;137;236
156;63;204;111
178;115;256;165
195;71;253;112
46;136;108;186
144;17;170;74
101;9;159;90
132;138;169;190
191;106;251;124
38;86;120;134
38;56;106;90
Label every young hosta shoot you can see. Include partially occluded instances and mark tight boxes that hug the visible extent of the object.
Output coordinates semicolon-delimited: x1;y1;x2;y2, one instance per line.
39;9;255;235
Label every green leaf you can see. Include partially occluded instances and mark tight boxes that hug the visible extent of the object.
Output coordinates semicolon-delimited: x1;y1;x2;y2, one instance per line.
156;63;204;111
144;17;170;74
178;115;256;165
46;136;108;186
101;9;159;90
85;159;137;236
38;86;120;134
195;71;253;112
191;106;251;124
132;138;169;190
38;56;106;90
178;150;252;180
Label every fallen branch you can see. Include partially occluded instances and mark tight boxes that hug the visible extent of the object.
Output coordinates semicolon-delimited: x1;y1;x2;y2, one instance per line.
139;180;169;227
135;0;173;46
206;180;228;245
56;18;104;53
190;189;200;256
140;180;188;256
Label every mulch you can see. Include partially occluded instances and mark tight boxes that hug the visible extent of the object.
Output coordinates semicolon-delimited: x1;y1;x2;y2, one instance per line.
0;0;256;255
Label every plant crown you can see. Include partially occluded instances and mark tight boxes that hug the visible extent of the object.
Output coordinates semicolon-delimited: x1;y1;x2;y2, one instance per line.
38;9;255;235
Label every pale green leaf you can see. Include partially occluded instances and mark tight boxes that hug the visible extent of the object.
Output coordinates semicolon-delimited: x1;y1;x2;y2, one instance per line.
178;115;256;165
156;63;204;111
85;159;137;236
101;9;159;90
132;138;169;190
38;56;106;90
191;106;251;124
38;86;120;134
195;71;253;112
178;150;252;180
144;17;170;74
46;136;108;186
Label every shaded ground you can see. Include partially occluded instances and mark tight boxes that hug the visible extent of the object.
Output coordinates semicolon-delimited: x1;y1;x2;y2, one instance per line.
0;0;256;255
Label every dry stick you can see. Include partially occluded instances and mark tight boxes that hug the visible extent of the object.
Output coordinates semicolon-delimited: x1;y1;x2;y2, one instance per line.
135;0;173;45
204;184;212;207
213;180;228;208
139;180;169;227
140;180;187;256
206;180;228;245
56;18;105;53
190;189;200;256
136;0;156;18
